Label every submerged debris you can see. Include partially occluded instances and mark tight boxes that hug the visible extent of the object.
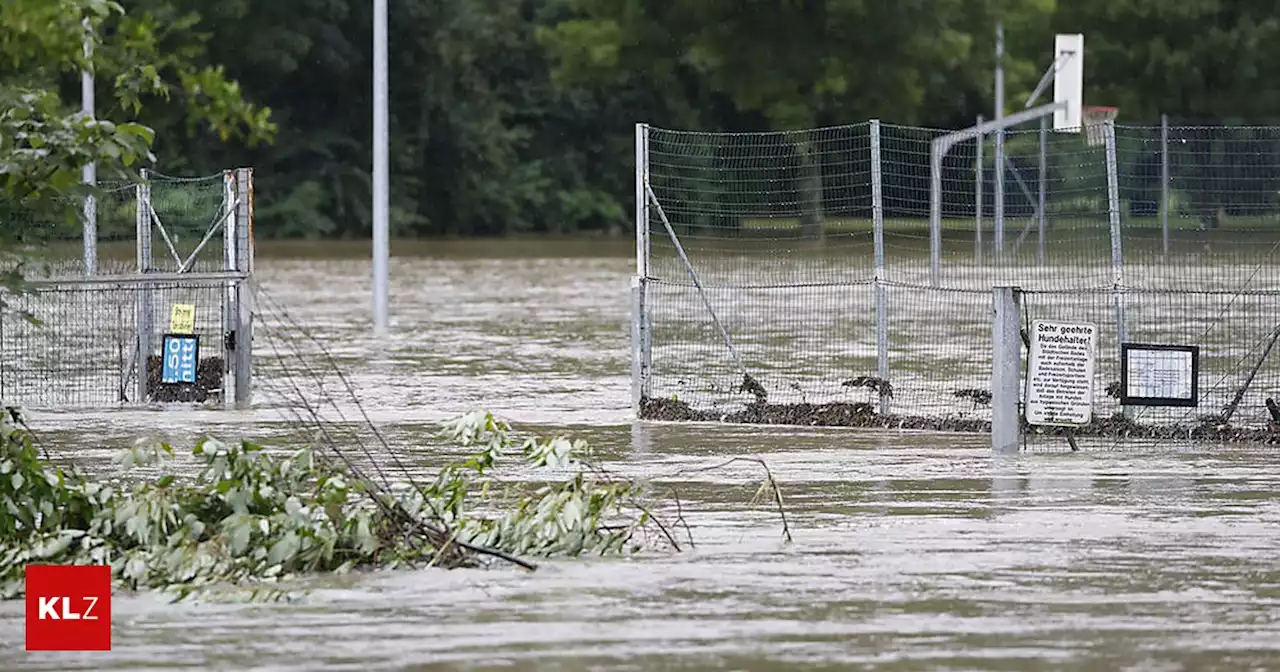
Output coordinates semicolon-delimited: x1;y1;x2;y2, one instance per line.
639;397;1280;444
0;408;672;601
842;375;894;399
640;396;989;432
952;388;992;406
736;373;768;403
145;355;224;403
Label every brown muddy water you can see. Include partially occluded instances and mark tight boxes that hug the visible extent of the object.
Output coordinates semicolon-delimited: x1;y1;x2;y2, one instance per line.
4;239;1280;670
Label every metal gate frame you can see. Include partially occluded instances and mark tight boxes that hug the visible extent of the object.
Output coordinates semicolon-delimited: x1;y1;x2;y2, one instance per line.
0;168;255;410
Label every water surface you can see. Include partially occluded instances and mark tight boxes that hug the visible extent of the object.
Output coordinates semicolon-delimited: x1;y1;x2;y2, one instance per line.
3;240;1279;670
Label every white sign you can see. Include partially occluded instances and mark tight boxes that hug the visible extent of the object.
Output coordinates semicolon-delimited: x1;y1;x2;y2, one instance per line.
1123;346;1196;404
1025;320;1097;426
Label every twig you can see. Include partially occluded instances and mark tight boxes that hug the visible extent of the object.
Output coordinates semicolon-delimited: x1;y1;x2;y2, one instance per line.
634;502;682;553
667;457;793;543
669;487;696;550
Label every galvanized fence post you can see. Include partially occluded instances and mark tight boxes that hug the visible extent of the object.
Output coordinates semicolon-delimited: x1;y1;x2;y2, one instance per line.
233;167;254;408
135;169;153;403
991;285;1022;453
1104;121;1130;418
632;123;652;413
870;120;890;415
223;170;236;408
929;142;942;286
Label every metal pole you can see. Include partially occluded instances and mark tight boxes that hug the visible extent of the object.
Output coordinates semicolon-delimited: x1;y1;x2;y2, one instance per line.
635;123;650;278
975;114;984;265
994;22;1006;260
223;171;236;409
929;143;942;286
234;168;254;408
1104;121;1129;418
1037;116;1047;263
371;0;389;336
871;120;890;415
1160;113;1170;257
81;19;96;277
632;123;652;413
135;170;152;403
991;285;1022;453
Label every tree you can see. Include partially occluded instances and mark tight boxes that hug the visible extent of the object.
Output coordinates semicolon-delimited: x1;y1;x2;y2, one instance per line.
0;0;273;233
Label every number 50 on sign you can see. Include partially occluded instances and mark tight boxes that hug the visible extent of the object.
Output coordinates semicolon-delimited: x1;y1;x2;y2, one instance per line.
161;334;200;384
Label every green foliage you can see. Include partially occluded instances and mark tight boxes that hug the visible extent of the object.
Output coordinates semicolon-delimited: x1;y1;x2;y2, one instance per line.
0;0;274;254
11;0;1279;239
420;411;649;557
0;408;664;601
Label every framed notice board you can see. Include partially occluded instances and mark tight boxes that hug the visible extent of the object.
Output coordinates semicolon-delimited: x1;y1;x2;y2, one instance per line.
1120;343;1198;407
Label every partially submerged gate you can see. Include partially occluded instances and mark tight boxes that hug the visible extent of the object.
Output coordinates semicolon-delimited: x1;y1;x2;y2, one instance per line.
0;169;255;409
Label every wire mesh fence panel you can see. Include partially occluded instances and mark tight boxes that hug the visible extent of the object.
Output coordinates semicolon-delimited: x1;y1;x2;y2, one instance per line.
918;124;1117;290
646;280;877;418
3;183;141;278
639;119;1280;441
642;124;884;423
144;173;234;274
879;124;941;284
646;123;875;286
0;279;234;409
1117;124;1280;286
883;285;993;428
0;284;137;407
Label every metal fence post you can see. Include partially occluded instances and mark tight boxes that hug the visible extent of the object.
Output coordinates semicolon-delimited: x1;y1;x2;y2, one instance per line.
81;19;96;278
134;170;153;403
992;285;1022;453
1160;113;1170;257
1037;116;1047;264
222;170;237;408
632;122;652;413
929;142;942;286
871;120;890;415
975;115;984;265
233;167;254;408
1104;121;1130;417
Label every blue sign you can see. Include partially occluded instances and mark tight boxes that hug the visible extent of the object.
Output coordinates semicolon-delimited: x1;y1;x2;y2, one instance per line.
161;334;200;384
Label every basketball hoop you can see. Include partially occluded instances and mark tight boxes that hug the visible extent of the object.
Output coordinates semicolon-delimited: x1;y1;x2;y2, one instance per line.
1082;106;1119;147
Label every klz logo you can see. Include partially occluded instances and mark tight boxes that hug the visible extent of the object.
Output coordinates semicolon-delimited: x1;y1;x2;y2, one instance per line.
25;565;112;651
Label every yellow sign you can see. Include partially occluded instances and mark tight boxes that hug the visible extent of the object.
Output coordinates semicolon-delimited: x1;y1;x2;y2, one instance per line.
169;303;196;334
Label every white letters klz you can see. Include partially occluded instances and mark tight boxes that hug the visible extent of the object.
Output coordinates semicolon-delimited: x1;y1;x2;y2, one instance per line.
37;596;99;621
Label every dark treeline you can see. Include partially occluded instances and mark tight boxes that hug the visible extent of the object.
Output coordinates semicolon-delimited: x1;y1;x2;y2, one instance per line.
114;0;1280;238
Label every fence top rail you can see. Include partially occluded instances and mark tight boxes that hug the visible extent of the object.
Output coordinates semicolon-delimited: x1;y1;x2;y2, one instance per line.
21;270;249;288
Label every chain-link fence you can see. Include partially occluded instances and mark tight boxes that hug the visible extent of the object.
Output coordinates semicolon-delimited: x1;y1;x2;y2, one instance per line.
634;120;1280;442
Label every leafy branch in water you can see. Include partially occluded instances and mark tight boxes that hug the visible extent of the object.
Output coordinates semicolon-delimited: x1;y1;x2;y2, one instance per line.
0;408;673;601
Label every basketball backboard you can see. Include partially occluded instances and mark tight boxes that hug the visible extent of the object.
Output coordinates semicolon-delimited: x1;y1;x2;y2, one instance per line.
1052;33;1083;131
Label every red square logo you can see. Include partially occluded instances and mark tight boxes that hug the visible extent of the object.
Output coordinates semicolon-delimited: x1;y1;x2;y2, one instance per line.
24;564;112;651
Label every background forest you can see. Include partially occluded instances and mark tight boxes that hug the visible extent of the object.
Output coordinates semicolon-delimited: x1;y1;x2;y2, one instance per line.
38;0;1280;238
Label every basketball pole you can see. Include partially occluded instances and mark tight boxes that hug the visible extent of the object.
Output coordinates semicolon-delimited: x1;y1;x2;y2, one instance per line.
372;0;389;337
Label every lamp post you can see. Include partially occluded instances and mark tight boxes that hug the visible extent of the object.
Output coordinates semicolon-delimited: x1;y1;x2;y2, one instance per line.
372;0;389;336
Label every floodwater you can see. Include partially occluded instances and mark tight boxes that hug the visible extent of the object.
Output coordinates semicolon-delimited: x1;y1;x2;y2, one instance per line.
5;239;1280;670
